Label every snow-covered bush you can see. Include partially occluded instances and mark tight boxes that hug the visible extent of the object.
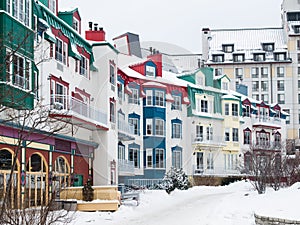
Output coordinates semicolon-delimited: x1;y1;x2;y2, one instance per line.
159;167;191;194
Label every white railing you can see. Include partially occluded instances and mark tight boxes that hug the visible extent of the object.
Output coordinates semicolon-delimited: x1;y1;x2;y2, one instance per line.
118;159;135;174
51;94;107;125
252;141;282;150
251;116;282;126
192;165;240;176
118;120;135;135
192;134;226;146
126;179;163;188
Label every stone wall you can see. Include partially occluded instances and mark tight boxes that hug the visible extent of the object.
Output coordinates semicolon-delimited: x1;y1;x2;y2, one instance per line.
255;214;300;225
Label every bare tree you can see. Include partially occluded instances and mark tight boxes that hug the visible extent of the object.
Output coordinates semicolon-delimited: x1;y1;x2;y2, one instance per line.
0;29;75;224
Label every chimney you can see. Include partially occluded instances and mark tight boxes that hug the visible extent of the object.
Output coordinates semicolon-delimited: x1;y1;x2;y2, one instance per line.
85;22;106;42
202;27;211;63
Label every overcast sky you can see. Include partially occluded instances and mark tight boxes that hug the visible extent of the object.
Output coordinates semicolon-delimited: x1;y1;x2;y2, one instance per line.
58;0;283;54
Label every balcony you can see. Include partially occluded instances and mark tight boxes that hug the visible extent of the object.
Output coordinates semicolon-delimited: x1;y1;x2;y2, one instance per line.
192;165;240;176
252;142;282;151
50;94;108;130
192;135;226;147
252;116;282;129
118;159;135;176
118;120;135;141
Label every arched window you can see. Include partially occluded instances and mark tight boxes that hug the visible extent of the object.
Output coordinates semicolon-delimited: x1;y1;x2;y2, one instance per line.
53;156;70;189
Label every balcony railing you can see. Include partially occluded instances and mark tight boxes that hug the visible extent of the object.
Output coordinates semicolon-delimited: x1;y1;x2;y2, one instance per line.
252;141;282;151
51;94;107;126
251;116;282;127
192;135;226;146
118;159;134;175
118;120;135;135
192;165;240;176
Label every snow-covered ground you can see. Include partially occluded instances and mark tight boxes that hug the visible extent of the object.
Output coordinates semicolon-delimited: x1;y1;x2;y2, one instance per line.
66;181;300;225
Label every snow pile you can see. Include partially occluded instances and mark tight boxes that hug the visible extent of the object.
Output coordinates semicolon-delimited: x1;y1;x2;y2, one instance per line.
67;181;300;225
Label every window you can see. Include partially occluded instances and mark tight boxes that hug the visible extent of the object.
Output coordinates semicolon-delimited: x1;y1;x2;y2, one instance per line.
172;150;182;169
277;94;285;104
146;90;153;106
261;81;268;91
222;82;228;90
215;68;223;76
128;88;139;104
298;94;300;104
155;149;164;168
256;131;270;147
118;83;124;103
129;118;139;135
297;40;300;50
207;152;214;170
262;43;274;52
172;123;182;139
222;44;234;53
171;95;181;110
251;67;259;78
252;81;259;91
277;80;285;91
212;54;224;62
196;152;204;171
225;103;229;115
146;65;156;77
118;145;125;160
274;53;286;61
12;0;30;26
261;67;268;78
261;94;269;103
244;129;251;144
146;119;152;135
129;148;139;168
73;18;79;32
196;125;203;142
155;90;164;107
277;67;285;77
201;100;208;113
109;101;115;123
225;154;237;170
55;38;67;65
283;109;290;124
79;55;89;78
232;103;238;116
298;67;300;76
146;149;153;168
50;77;68;109
196;75;204;85
7;54;31;90
109;64;115;85
233;54;244;62
243;105;250;117
232;128;239;142
298;53;300;64
206;126;213;141
49;0;56;13
254;53;265;61
155;119;164;136
252;94;259;101
225;128;230;141
235;68;243;79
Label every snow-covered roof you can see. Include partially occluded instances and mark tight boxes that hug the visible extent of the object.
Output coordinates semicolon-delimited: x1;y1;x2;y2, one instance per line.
208;27;287;62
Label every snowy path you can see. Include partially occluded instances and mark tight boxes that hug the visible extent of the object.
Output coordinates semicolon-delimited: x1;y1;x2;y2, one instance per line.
69;182;258;225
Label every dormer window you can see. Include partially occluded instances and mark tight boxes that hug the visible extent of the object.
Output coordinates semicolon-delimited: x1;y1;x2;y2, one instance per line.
262;43;274;52
73;18;79;32
222;44;234;53
233;54;245;62
293;25;300;34
212;54;224;62
222;81;228;90
196;74;204;85
253;53;265;61
146;65;156;77
49;0;56;14
274;52;286;61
